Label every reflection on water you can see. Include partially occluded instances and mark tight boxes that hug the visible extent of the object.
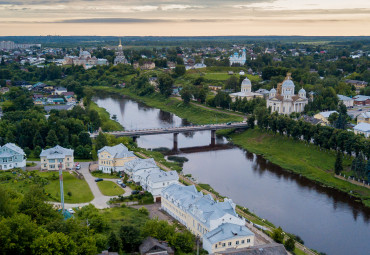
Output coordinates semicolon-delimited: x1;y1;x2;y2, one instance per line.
94;94;370;255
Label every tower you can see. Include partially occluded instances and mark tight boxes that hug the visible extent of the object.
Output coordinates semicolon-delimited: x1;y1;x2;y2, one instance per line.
59;162;64;213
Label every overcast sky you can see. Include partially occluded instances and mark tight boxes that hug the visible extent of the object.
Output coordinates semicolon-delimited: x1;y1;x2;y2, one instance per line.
0;0;369;36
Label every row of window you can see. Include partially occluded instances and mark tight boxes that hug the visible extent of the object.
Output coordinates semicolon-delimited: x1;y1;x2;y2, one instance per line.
215;239;250;249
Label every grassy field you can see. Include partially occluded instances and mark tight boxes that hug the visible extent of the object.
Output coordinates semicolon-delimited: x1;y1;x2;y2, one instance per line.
100;205;149;232
186;72;261;82
91;86;243;124
229;128;370;207
97;180;125;196
91;171;120;179
39;171;94;203
89;101;124;131
0;170;94;203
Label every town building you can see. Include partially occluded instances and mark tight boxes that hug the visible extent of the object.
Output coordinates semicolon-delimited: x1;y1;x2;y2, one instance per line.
353;122;370;138
0;143;26;170
345;80;368;94
145;170;179;201
98;143;136;173
114;39;129;65
63;49;108;69
139;237;174;255
266;73;308;114
353;95;370;106
53;87;67;95
214;243;288;255
229;49;247;66
230;77;263;102
313;111;338;126
338;95;354;108
161;184;253;254
357;112;370;124
40;145;74;170
123;158;158;178
133;61;155;70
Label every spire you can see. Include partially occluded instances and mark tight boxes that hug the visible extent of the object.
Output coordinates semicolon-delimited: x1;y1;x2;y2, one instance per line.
119;38;122;47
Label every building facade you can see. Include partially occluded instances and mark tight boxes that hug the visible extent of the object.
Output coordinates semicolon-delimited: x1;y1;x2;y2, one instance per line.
161;184;253;254
353;123;370;138
98;143;136;173
40;145;74;170
114;39;129;65
267;73;308;114
357;112;370;124
338;95;354;108
229;49;247;66
313;111;338;126
0;143;26;170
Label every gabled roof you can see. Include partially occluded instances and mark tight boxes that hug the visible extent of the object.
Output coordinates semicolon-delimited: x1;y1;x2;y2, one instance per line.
98;143;135;159
338;95;353;101
203;223;254;245
2;143;25;155
358;112;370;119
147;170;179;183
354;122;370;132
139;237;174;255
215;243;287;255
40;145;74;159
317;110;338;118
124;158;157;173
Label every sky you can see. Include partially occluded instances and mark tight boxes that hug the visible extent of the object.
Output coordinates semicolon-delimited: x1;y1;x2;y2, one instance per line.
0;0;369;36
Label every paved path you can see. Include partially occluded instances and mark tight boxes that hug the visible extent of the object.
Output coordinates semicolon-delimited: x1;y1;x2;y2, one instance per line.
51;162;131;209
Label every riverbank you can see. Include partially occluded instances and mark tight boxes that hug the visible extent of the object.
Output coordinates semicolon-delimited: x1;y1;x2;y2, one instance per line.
227;128;370;207
89;101;124;131
91;86;243;124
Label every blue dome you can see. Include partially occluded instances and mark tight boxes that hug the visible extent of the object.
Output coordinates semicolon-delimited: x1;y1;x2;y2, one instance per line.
299;88;306;93
270;88;276;93
241;78;251;86
282;79;295;88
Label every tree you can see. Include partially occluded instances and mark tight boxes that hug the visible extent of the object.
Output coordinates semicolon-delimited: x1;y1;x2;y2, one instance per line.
335;151;343;175
180;87;192;104
170;231;194;253
174;65;186;77
31;232;77;255
158;74;173;97
119;224;142;252
272;227;284;243
225;76;238;91
247;115;255;129
0;186;17;217
95;132;108;151
284;237;295;252
79;132;92;146
46;130;59;147
107;231;121;252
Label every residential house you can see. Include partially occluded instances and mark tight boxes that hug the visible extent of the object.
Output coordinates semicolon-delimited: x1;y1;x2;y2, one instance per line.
123;158;158;178
345;80;368;94
62;92;76;103
139;237;174;255
144;170;179;201
0;87;9;94
353;95;370;106
53;87;67;95
353;123;370;138
357;112;370;124
44;103;75;112
47;95;65;105
313;111;338;125
98;143;136;173
161;184;252;254
338;95;354;108
0;143;26;170
40;145;74;170
213;243;288;255
134;61;155;70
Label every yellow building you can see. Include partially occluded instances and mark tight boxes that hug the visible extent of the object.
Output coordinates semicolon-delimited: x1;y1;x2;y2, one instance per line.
357;112;370;124
313;111;338;126
161;184;254;254
98;143;136;173
40;145;74;170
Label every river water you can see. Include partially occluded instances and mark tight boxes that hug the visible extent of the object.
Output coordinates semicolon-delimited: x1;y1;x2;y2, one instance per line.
94;94;370;255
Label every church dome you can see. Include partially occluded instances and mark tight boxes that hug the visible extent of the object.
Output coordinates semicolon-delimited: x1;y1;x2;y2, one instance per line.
241;77;251;86
299;88;306;93
270;88;276;93
282;79;295;88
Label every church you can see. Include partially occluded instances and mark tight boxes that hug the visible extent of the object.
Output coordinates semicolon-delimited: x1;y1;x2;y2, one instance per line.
267;73;308;114
230;77;263;102
229;49;247;66
114;39;129;65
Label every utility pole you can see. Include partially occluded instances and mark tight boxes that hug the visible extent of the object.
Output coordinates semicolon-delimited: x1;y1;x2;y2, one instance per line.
59;162;64;214
196;237;199;255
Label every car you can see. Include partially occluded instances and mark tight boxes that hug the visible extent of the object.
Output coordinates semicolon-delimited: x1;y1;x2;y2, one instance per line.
358;108;363;111
117;180;123;185
95;178;103;182
120;183;126;188
131;190;139;195
226;122;232;125
67;208;75;214
76;164;81;170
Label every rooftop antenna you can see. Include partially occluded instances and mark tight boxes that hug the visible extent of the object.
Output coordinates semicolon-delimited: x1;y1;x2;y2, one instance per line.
59;162;65;214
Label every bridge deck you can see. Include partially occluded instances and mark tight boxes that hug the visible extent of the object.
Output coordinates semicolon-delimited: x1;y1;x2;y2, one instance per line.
90;122;248;138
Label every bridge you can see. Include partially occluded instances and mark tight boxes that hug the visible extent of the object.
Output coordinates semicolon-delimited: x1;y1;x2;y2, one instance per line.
90;122;249;150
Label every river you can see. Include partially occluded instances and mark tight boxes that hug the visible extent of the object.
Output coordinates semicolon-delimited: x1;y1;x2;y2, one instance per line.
94;94;370;255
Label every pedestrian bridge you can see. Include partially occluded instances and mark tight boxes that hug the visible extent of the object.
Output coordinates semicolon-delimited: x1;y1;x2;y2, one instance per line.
90;122;249;150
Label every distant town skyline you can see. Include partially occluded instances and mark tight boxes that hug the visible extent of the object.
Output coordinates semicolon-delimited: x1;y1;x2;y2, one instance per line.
1;0;369;36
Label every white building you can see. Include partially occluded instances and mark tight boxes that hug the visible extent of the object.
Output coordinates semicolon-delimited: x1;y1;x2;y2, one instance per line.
229;49;247;66
267;73;308;114
123;158;158;178
338;95;354;108
146;170;179;200
114;40;129;65
40;145;74;170
98;143;136;173
161;184;254;254
230;77;263;102
0;143;26;170
353;122;370;138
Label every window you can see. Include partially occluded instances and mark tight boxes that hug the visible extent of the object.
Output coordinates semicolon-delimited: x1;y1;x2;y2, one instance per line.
241;240;245;244
50;165;55;169
236;241;239;245
49;159;55;163
247;239;250;243
215;244;218;248
222;243;225;247
228;242;232;246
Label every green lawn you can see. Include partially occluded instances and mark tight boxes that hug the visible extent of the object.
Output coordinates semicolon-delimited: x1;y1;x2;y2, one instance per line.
0;170;94;203
229;128;370;207
186;72;261;82
91;86;243;124
97;180;125;196
100;206;149;232
89;101;124;131
39;171;94;203
91;171;120;179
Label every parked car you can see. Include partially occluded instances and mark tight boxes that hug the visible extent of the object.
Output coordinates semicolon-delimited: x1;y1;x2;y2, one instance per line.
75;164;81;170
117;180;123;185
131;190;139;195
120;183;126;188
67;208;75;214
227;122;232;125
95;178;103;182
